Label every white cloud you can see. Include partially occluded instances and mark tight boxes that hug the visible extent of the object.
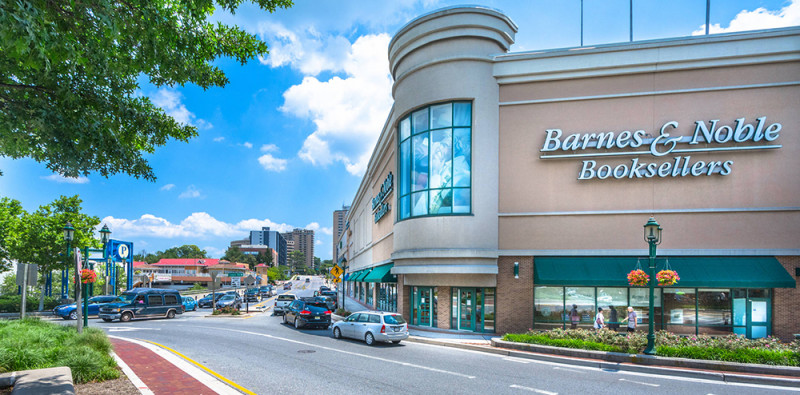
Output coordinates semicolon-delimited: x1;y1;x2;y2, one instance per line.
203;246;225;258
693;0;800;35
315;239;323;245
258;154;288;172
305;222;332;235
150;88;213;130
213;137;225;142
243;142;253;149
41;174;90;184
160;183;175;191
260;28;393;176
260;144;280;153
178;185;202;199
101;213;297;240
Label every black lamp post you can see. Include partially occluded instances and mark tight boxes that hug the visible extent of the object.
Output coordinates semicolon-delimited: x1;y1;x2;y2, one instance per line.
642;217;663;355
62;221;74;300
98;224;111;296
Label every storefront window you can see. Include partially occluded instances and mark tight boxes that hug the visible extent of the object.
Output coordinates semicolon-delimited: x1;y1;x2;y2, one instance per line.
398;101;471;220
366;283;374;306
630;288;662;328
598;288;627;332
664;288;696;334
451;287;495;333
534;286;564;329
565;287;595;329
697;288;732;335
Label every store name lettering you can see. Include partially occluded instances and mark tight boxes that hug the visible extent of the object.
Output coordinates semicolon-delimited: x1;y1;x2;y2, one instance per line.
539;117;782;180
372;172;393;223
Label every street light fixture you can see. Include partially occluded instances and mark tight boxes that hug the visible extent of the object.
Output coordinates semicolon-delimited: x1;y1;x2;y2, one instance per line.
100;224;111;244
642;216;662;355
62;222;75;300
98;224;111;296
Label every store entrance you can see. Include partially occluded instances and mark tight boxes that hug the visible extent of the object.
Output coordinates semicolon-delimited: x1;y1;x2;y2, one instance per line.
733;289;772;338
411;287;436;327
458;288;475;331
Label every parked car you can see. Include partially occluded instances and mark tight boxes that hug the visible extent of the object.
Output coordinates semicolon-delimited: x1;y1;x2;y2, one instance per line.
98;288;183;322
54;295;123;320
216;294;242;310
258;285;274;298
245;288;260;303
283;299;331;329
283;282;292;290
181;296;197;312
331;311;408;345
319;291;338;310
273;293;297;315
319;285;330;293
197;292;226;308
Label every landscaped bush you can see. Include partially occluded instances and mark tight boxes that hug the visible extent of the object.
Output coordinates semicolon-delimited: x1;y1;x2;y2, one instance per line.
502;328;800;366
334;308;351;317
0;318;120;383
212;306;240;315
0;295;62;313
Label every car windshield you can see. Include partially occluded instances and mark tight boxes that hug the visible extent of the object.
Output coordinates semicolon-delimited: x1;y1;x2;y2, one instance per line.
220;295;235;301
383;314;406;325
277;295;295;301
121;293;138;302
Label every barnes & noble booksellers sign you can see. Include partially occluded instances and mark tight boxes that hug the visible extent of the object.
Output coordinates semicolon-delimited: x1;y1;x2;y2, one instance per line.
539;116;782;180
372;172;393;223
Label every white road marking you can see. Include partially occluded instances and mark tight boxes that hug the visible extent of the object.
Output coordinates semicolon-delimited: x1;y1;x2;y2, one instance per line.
553;366;583;373
619;378;659;387
107;327;160;332
216;328;476;379
509;384;558;394
108;336;240;395
503;357;531;364
111;351;154;395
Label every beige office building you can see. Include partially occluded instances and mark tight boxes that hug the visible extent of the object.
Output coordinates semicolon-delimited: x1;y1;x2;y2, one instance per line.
339;6;799;340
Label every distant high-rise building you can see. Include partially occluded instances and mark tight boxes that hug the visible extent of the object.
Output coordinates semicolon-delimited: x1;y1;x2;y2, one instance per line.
333;205;350;262
230;238;249;248
248;227;287;266
282;228;314;268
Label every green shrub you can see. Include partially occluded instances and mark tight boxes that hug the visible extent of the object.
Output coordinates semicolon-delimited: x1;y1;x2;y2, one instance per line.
334;308;351;317
0;318;119;383
656;345;800;366
214;306;239;315
504;333;627;353
0;295;62;313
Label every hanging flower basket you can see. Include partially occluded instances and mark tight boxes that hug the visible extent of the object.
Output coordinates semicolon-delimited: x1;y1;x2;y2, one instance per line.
657;270;680;286
627;269;649;287
80;269;97;284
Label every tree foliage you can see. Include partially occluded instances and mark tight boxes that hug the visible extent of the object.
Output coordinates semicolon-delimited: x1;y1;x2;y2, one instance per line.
288;250;305;271
0;0;293;180
134;244;207;263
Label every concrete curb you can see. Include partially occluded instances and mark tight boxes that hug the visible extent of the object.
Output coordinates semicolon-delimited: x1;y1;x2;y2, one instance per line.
0;366;74;394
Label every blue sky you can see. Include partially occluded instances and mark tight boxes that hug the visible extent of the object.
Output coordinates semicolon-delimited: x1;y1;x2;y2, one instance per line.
1;0;797;260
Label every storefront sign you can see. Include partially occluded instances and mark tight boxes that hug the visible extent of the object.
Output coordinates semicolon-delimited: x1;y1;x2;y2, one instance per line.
372;172;393;222
539;117;782;180
154;273;171;282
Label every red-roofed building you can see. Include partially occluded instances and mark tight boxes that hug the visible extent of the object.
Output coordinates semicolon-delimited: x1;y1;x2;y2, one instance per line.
131;258;252;289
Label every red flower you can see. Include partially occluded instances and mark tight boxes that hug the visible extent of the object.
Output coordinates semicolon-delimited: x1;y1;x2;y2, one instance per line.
80;269;97;284
627;269;649;287
656;270;680;286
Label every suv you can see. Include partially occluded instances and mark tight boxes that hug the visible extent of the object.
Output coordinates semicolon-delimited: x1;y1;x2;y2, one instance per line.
305;277;310;283
273;293;297;315
245;288;260;303
319;285;330;293
258;285;273;298
283;282;292;290
331;311;408;345
283;299;331;329
98;288;183;322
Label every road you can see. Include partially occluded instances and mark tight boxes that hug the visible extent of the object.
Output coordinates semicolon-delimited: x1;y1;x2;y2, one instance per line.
83;276;794;394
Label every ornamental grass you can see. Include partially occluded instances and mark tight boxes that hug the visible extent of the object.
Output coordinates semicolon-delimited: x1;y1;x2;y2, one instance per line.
502;328;800;366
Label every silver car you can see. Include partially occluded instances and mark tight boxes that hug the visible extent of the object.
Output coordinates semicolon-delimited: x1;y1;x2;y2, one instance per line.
332;311;408;345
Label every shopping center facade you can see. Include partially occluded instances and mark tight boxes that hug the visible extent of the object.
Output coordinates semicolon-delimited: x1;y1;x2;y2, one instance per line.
337;6;800;340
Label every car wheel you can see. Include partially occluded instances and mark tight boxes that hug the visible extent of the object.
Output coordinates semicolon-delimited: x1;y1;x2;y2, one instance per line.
120;312;132;322
294;317;302;329
102;318;113;322
365;332;375;346
167;310;176;319
392;340;401;344
69;311;77;320
283;314;288;324
333;327;342;339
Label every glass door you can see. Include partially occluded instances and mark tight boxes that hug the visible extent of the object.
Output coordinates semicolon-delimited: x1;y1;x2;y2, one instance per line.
458;288;476;331
412;287;434;326
748;298;770;339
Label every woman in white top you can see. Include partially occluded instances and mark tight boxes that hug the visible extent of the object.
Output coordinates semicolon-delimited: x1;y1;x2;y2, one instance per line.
594;307;605;330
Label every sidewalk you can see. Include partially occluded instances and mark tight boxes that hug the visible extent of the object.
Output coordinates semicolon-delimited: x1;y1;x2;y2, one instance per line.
340;294;800;388
110;336;247;395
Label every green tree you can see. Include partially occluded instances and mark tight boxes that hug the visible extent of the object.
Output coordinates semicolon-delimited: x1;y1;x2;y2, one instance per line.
0;197;25;272
221;246;246;263
0;0;293;180
160;245;206;259
288;251;305;273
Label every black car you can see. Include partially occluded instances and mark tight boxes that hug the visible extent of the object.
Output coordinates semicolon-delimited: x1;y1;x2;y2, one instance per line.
258;285;273;298
319;285;330;293
197;292;226;308
245;288;260;303
282;299;331;329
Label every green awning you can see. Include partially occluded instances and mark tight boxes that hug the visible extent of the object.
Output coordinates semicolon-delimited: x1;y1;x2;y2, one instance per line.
534;256;796;288
350;270;368;282
362;264;396;283
355;269;372;281
346;270;361;282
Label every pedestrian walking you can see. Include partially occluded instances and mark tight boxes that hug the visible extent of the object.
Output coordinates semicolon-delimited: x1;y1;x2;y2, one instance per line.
621;306;637;333
594;307;605;330
608;306;619;332
569;304;580;329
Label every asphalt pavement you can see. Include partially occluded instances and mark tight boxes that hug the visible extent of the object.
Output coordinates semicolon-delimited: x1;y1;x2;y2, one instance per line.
84;275;799;394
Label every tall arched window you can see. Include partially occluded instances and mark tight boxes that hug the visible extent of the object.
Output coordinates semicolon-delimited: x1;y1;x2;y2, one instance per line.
397;101;472;220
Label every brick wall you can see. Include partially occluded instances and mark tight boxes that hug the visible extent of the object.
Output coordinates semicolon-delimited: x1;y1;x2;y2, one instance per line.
398;275;410;322
774;256;800;341
496;256;534;334
437;286;451;329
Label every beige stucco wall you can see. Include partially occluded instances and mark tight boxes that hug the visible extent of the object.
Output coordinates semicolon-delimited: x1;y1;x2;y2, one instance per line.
497;40;800;253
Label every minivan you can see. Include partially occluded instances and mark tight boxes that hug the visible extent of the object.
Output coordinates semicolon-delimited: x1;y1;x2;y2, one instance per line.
98;288;183;322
